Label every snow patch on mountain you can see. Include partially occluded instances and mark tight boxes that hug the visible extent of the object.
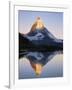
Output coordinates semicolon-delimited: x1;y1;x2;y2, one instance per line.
25;32;45;41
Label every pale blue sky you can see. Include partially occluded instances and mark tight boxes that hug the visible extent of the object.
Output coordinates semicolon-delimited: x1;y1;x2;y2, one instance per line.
18;10;63;39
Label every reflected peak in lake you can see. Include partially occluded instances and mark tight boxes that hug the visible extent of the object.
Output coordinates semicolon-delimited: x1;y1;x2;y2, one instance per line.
19;50;63;79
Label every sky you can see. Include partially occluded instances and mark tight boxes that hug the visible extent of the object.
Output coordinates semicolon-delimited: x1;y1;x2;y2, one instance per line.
18;10;63;39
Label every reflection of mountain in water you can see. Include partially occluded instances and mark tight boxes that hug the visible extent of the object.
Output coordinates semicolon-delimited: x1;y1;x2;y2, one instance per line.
19;50;63;75
19;17;63;77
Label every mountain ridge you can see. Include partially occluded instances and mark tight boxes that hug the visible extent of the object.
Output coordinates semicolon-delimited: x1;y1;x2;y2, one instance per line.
19;17;63;53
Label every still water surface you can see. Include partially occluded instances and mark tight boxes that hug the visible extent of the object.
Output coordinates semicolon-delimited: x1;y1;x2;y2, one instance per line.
19;51;63;79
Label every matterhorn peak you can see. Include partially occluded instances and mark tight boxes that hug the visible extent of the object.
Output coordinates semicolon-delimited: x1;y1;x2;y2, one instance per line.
30;17;44;32
36;17;44;29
